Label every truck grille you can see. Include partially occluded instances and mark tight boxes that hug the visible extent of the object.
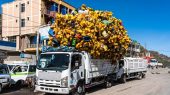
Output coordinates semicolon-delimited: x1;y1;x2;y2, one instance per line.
38;71;61;81
39;79;61;87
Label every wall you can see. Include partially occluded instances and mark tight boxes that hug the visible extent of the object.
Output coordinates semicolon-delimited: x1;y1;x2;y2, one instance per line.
2;0;41;51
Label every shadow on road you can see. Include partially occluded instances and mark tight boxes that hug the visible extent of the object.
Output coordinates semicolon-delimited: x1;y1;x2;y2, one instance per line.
1;85;34;95
85;78;139;94
1;78;145;95
1;86;22;94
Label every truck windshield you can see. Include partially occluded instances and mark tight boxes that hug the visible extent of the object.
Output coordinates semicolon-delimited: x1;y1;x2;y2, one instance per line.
150;59;157;63
37;53;70;71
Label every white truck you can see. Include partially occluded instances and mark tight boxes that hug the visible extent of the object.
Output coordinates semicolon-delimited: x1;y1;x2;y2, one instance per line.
0;64;11;93
35;49;147;95
149;58;158;68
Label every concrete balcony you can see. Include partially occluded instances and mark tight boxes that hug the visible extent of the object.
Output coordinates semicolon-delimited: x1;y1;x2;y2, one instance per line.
24;44;41;53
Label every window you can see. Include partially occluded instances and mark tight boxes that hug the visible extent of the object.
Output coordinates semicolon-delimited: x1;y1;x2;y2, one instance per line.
50;3;58;11
21;19;25;27
0;68;8;74
71;54;82;71
16;19;18;23
8;36;16;42
16;5;18;7
27;17;30;20
13;65;28;73
29;65;36;72
27;1;29;4
13;66;22;72
69;9;72;14
60;5;67;15
21;3;25;12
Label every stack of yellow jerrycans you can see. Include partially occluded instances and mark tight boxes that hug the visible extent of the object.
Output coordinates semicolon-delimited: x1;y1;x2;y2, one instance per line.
48;4;131;63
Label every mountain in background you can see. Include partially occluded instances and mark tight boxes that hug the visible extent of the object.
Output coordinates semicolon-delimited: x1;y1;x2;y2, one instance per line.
149;50;170;66
138;44;170;66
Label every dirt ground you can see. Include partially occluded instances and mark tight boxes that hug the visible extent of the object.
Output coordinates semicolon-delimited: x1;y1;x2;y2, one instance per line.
87;68;170;95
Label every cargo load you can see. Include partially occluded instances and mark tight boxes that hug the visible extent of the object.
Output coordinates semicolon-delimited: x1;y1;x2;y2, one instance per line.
47;4;131;62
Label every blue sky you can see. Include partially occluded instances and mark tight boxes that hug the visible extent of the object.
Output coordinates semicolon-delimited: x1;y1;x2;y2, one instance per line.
1;0;170;56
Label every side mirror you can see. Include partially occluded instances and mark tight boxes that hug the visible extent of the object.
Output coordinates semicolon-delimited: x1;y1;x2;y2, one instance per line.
75;62;79;67
13;70;16;75
74;62;80;69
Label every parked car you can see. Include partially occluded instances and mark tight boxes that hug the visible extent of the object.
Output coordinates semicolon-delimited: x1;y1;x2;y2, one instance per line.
0;63;11;93
7;63;36;88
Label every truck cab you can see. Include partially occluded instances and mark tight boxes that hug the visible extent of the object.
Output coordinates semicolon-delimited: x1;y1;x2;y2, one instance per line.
0;64;11;93
149;58;158;68
35;49;116;95
35;51;86;94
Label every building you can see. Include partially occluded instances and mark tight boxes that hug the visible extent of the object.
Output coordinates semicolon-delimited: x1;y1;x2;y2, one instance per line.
1;0;75;63
0;40;17;63
126;40;141;57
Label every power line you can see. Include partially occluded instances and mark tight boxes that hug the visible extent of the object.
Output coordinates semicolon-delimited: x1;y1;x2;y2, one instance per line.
0;14;40;24
16;0;40;5
2;26;39;32
1;13;19;18
1;26;40;28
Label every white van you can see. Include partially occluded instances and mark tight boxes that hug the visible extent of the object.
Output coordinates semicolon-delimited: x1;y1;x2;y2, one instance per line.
7;63;36;87
0;64;11;93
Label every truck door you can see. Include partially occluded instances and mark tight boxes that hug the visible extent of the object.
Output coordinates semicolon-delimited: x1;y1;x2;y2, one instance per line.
70;54;85;85
117;60;125;78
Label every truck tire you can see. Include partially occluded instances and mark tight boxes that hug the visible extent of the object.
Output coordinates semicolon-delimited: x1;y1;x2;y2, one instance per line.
142;73;146;78
29;78;35;91
137;73;142;80
72;83;85;95
15;80;24;89
120;74;126;83
0;84;2;93
105;77;112;88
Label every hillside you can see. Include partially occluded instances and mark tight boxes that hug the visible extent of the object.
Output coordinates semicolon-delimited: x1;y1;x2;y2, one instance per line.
138;44;170;66
149;50;170;66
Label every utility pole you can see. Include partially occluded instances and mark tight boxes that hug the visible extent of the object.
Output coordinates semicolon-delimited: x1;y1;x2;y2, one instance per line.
18;2;21;51
144;43;147;57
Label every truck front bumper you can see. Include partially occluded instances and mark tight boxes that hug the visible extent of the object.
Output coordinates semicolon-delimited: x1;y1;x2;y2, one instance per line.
35;85;70;94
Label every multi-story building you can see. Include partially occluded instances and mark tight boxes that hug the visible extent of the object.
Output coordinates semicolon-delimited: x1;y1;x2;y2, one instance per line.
126;40;141;57
1;0;75;63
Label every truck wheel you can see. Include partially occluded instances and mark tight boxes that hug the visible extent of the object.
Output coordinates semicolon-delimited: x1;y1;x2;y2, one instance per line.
137;73;142;80
142;73;146;78
15;80;24;89
105;78;112;88
0;84;2;93
72;83;85;95
29;79;35;91
120;74;126;83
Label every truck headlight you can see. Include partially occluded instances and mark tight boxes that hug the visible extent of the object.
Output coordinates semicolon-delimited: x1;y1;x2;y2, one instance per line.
35;76;38;85
61;76;68;87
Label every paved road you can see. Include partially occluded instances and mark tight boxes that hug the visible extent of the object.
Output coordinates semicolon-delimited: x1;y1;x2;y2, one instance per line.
2;68;170;95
